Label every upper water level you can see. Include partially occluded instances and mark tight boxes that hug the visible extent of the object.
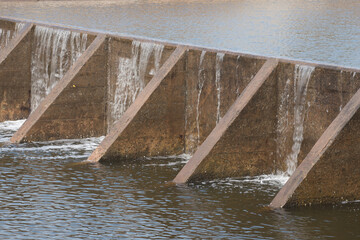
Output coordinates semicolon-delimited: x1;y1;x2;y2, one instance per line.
0;0;360;68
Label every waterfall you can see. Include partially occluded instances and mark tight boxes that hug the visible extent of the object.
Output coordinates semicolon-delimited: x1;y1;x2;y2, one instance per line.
196;51;206;144
0;28;12;51
215;53;225;124
0;23;25;51
30;26;87;111
14;22;26;33
276;78;292;173
235;55;241;96
108;41;164;131
285;65;315;176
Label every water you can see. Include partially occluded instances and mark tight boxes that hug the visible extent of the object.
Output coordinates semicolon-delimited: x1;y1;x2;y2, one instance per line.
1;120;360;239
286;65;314;175
31;26;87;111
193;51;224;148
276;78;292;171
0;28;12;50
1;0;360;68
215;52;225;124
0;22;25;51
196;50;206;145
108;41;164;130
1;1;360;238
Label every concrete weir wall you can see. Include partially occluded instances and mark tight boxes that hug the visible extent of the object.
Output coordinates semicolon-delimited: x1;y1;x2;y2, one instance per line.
1;17;360;208
0;20;32;122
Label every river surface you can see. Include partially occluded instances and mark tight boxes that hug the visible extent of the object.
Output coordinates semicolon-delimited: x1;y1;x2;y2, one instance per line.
1;0;360;239
0;0;360;68
1;120;360;239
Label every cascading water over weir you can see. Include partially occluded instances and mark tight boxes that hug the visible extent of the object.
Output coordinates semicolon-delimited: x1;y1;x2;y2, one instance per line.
1;17;360;209
31;26;88;111
196;51;206;146
285;65;314;176
276;65;315;176
108;41;164;130
0;23;22;50
0;28;12;50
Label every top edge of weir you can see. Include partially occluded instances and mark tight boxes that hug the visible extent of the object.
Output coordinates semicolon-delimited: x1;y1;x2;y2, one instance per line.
1;15;360;73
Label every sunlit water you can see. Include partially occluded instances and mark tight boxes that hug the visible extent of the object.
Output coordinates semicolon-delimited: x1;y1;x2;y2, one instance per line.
1;120;360;239
0;0;360;68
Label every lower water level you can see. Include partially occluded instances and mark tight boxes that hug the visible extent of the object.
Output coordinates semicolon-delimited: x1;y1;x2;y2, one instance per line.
0;121;360;239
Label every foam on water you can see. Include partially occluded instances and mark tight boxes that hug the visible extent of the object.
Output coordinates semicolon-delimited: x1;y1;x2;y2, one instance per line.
31;26;87;111
0;119;103;160
236;174;289;186
144;153;192;161
207;174;289;187
0;119;25;131
0;119;25;142
195;174;289;194
1;136;104;160
143;154;191;167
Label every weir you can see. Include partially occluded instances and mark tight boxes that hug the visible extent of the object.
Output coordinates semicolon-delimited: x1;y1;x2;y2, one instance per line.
1;17;360;208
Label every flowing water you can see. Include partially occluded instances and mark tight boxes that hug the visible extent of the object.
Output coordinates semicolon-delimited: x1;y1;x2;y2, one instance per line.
1;0;360;239
215;52;225;124
275;65;314;176
196;51;206;145
30;26;87;111
108;41;164;130
1;121;360;239
0;22;25;51
285;65;314;175
0;25;16;51
0;28;12;50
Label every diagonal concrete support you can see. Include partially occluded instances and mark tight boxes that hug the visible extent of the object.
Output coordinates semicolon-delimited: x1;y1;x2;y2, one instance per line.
270;85;360;208
173;59;279;184
86;45;187;163
11;34;107;142
0;23;33;121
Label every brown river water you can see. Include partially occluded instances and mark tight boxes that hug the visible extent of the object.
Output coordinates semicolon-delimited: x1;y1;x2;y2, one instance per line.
1;0;360;239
